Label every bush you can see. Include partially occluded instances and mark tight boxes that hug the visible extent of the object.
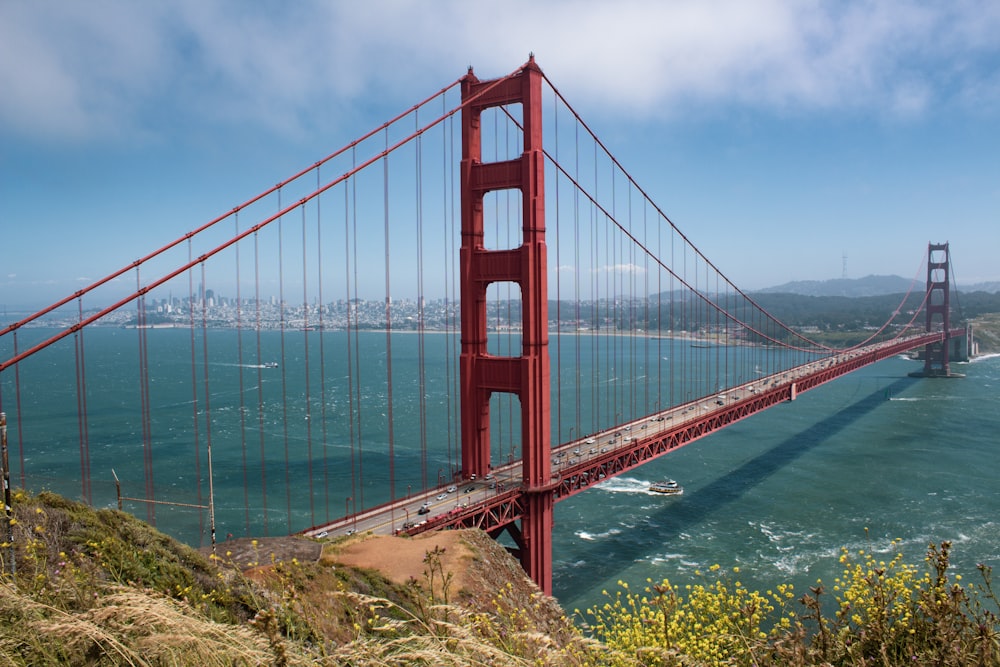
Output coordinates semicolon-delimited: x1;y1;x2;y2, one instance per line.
581;539;1000;666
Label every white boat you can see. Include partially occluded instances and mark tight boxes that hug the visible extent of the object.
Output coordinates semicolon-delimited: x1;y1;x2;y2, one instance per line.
649;479;683;495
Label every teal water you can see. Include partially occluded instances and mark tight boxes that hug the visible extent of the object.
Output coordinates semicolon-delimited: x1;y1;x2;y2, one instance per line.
553;353;1000;614
2;327;998;615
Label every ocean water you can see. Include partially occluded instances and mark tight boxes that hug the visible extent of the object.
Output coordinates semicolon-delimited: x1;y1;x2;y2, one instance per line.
2;327;998;615
552;353;1000;614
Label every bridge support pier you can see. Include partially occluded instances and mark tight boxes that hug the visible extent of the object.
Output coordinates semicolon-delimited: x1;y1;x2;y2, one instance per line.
909;242;965;379
459;58;553;594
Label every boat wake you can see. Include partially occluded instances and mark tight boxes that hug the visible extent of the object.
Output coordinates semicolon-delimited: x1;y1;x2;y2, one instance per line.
596;477;654;494
597;476;683;496
211;362;280;369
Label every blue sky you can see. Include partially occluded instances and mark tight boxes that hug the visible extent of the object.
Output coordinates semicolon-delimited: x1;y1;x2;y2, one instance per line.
2;1;999;309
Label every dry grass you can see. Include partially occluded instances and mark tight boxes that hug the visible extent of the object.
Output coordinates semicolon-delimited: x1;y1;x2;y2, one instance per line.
0;582;281;666
4;490;997;666
0;490;597;665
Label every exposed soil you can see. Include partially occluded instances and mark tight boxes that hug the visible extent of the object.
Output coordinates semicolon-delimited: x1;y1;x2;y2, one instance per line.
326;531;468;588
207;528;579;647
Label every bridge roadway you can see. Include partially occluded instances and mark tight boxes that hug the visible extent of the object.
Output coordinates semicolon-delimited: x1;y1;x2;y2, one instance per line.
302;330;957;541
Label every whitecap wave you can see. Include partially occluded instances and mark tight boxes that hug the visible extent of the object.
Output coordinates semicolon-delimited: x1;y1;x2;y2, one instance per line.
971;353;1000;363
648;552;687;565
576;527;623;541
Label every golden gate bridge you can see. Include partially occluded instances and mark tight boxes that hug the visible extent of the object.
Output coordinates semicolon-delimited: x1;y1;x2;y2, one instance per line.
0;58;967;594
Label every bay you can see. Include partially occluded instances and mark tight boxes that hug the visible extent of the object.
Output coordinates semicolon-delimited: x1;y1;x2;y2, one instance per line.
2;326;997;615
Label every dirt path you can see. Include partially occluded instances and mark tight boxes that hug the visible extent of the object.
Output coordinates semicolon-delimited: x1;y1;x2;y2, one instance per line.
328;531;470;592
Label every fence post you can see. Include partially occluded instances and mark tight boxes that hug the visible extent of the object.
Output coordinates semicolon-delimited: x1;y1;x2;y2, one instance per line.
1;412;15;575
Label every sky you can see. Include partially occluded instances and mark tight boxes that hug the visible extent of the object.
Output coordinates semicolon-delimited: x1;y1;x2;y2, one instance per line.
2;0;1000;310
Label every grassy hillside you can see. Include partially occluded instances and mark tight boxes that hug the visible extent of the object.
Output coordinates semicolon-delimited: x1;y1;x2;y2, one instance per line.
0;490;592;665
970;313;1000;354
2;491;998;665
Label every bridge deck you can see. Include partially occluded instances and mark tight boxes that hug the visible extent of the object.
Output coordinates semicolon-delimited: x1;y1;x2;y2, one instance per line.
302;330;956;540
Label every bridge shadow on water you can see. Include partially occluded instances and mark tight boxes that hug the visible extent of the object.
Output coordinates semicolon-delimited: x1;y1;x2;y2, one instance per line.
555;374;919;599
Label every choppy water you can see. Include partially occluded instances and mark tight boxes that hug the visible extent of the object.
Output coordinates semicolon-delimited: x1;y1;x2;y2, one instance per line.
552;353;1000;614
2;327;997;614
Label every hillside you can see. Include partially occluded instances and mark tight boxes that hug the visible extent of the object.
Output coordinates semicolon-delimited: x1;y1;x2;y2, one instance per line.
0;490;590;665
759;274;914;297
2;491;998;665
758;274;1000;298
969;312;1000;354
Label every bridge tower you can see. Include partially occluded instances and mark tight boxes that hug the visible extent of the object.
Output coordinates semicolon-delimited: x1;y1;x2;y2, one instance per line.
922;242;952;377
459;58;554;593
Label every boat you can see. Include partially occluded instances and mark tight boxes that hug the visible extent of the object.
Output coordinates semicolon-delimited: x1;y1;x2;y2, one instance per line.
263;362;279;369
649;479;683;495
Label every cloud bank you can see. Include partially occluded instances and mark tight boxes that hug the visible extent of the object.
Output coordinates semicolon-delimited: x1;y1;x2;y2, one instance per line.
2;0;999;142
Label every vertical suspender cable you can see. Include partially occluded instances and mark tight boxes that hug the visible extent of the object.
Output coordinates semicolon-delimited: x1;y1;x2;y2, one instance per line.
714;267;720;393
505;113;515;463
135;268;156;525
450;109;460;476
343;175;357;516
444;99;457;478
300;204;315;527
73;299;91;504
643;199;650;414
589;142;596;431
590;139;599;433
604;186;613;426
349;147;364;511
572;117;582;439
606;172;614;425
185;243;202;532
315;169;330;522
553;89;563;445
609;170;618;425
276;190;292;530
12;333;27;488
683;243;689;405
415;111;429;492
440;98;454;478
198;263;213;545
234;213;251;534
382;128;397;509
668;227;674;408
490;109;504;462
253;228;268;535
602;174;610;424
628;192;634;418
655;204;662;411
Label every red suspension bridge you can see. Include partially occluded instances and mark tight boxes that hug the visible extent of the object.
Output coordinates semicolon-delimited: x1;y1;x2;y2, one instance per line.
0;58;968;594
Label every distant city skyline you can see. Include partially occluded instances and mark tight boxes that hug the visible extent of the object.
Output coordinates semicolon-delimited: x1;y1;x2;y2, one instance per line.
3;2;999;309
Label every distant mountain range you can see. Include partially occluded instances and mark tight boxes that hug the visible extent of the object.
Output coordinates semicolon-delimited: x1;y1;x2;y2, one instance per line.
757;274;1000;298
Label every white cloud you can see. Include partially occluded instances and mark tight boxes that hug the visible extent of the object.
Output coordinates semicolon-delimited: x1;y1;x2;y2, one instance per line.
596;263;647;278
2;0;999;142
